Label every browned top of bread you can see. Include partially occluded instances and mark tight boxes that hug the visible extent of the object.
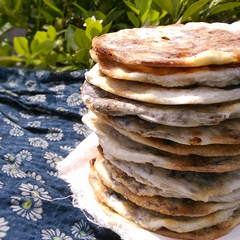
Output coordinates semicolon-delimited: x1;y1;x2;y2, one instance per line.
92;22;240;67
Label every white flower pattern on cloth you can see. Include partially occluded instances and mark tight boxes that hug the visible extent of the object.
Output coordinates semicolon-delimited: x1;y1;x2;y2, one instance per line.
27;172;45;184
25;80;37;91
4;153;22;166
27;121;41;128
44;152;63;168
7;75;18;87
66;93;82;106
11;196;43;221
0;217;10;238
41;229;73;240
2;164;27;178
48;81;65;91
3;118;21;129
28;94;46;102
19;110;35;119
0;68;119;240
16;150;32;162
73;123;92;137
29;137;49;149
9;128;24;137
45;128;63;141
71;221;96;239
19;183;52;201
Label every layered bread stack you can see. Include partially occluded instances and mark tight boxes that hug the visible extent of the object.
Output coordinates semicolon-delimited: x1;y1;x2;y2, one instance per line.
81;22;240;240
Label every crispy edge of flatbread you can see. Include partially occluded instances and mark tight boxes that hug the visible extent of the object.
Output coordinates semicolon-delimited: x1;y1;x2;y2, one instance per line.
95;112;240;146
89;159;240;238
86;64;240;105
92;53;240;88
91;114;240;157
95;149;240;217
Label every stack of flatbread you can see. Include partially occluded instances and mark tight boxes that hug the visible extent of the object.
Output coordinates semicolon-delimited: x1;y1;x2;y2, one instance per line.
81;22;240;240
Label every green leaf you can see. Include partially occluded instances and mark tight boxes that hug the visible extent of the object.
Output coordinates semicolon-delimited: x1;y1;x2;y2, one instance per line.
32;39;55;57
14;37;30;56
14;0;23;12
41;9;54;22
104;9;124;26
74;29;91;50
149;9;160;25
30;39;39;54
47;25;56;40
180;0;210;23
134;0;141;9
172;0;180;19
127;12;140;28
0;45;11;56
42;0;63;17
208;2;240;16
101;21;112;35
141;0;152;25
44;53;67;64
65;25;80;51
0;56;24;66
34;31;48;44
153;0;173;16
74;48;90;65
72;2;89;19
124;1;140;15
99;0;114;13
93;11;106;21
86;21;102;41
140;0;152;16
85;17;95;27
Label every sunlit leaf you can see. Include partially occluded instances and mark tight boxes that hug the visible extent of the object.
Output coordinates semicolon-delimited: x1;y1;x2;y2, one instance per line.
42;0;63;17
14;37;30;56
32;39;55;57
47;25;56;40
0;45;11;56
208;2;240;16
86;21;102;41
65;24;80;51
74;29;91;50
34;31;48;44
127;12;140;28
153;0;173;16
180;0;210;23
101;21;112;35
124;1;140;15
74;48;90;65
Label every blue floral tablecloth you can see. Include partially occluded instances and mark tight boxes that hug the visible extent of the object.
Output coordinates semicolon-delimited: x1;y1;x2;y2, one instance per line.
0;68;121;240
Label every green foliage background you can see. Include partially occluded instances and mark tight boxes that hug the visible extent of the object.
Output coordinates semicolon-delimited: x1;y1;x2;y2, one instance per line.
1;0;240;72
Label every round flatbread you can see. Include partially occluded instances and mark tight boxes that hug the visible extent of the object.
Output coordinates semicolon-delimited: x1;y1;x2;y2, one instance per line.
86;64;240;105
81;81;240;127
92;22;240;67
95;152;240;217
96;113;240;145
89;161;239;233
92;54;240;87
88;115;240;157
82;114;240;172
108;156;240;202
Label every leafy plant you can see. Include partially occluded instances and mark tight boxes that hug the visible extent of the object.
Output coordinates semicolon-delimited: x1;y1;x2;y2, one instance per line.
1;0;240;72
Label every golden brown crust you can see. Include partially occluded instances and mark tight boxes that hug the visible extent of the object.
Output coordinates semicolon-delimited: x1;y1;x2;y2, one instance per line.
94;152;240;217
89;159;240;240
92;23;240;67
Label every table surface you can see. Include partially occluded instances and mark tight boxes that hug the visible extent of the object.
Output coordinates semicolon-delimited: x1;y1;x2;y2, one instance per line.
0;67;121;240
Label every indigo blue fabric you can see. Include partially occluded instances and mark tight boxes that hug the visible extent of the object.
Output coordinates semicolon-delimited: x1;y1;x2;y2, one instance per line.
0;68;121;240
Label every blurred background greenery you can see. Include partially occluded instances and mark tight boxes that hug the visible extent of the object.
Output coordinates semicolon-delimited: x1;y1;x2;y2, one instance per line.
1;0;240;72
